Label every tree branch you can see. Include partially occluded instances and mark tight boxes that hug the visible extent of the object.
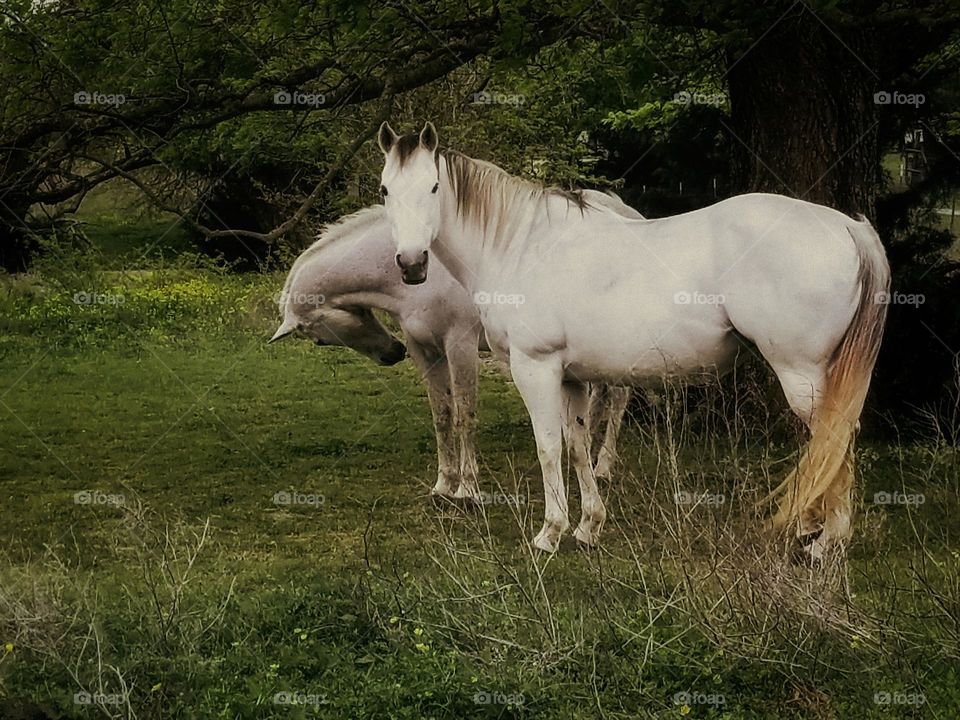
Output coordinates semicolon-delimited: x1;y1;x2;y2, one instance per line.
79;90;394;242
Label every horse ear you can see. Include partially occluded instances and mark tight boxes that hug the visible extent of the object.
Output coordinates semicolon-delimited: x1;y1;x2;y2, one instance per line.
269;318;299;343
419;121;438;152
377;122;398;154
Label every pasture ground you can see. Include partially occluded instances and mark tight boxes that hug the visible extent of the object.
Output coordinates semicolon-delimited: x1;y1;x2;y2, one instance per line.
0;221;957;719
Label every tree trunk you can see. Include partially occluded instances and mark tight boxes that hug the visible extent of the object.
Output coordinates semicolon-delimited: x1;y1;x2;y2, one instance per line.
726;7;880;217
0;143;41;271
0;197;36;272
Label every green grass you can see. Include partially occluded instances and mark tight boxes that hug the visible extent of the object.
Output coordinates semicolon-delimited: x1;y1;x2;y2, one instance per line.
80;216;195;264
0;266;958;719
71;176;197;266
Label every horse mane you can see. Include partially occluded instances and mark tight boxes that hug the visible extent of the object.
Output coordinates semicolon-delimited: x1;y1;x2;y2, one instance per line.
311;205;386;251
441;150;593;243
277;205;386;309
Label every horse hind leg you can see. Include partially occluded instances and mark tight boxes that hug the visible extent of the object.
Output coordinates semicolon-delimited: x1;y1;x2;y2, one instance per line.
755;218;888;562
563;381;607;547
770;363;853;560
594;386;631;480
775;365;824;429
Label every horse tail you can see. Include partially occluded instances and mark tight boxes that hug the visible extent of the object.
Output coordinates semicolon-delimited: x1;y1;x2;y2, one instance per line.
767;216;890;544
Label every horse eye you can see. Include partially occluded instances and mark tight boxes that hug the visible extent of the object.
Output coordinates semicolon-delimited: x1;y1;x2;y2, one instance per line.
431;183;439;194
380;185;388;197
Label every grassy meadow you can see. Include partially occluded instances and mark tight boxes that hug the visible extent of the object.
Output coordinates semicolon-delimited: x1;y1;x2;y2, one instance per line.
0;218;958;719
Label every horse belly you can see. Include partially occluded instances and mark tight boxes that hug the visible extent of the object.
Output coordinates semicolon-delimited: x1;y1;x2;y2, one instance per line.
562;316;739;385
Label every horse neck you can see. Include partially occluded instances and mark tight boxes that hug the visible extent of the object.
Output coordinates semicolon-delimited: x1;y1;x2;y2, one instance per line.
308;226;407;316
434;162;493;291
437;154;560;288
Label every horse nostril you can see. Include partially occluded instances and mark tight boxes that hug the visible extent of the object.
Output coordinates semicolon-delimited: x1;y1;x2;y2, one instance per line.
421;250;428;260
395;253;404;269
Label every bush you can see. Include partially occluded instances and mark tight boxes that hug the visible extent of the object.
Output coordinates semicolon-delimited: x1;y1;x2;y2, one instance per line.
0;267;280;351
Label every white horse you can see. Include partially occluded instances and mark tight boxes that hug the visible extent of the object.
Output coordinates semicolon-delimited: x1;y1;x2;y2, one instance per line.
271;200;638;502
376;122;890;559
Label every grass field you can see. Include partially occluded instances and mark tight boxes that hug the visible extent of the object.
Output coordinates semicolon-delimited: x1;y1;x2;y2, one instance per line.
0;224;958;719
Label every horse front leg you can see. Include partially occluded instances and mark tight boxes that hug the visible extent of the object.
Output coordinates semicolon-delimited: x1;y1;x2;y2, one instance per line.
510;352;568;552
407;340;459;498
447;331;482;504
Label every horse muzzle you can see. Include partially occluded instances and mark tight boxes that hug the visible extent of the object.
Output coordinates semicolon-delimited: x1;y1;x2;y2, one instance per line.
396;250;429;285
378;340;407;366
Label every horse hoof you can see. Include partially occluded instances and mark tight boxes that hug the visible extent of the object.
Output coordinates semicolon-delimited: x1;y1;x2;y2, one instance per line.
454;495;484;511
790;529;825;567
532;531;560;553
594;460;613;482
430;492;457;508
575;538;596;551
573;525;601;548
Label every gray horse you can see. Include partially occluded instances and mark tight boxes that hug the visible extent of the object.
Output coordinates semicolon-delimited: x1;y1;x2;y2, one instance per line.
272;193;638;501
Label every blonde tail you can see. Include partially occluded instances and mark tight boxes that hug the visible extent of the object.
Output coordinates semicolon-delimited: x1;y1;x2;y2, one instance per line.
768;217;890;545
